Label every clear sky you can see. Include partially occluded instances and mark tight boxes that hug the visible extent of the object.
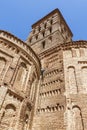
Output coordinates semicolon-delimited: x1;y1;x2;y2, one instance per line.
0;0;87;41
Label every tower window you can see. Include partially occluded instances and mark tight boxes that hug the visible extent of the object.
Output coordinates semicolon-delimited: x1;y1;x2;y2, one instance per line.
36;35;38;40
39;27;41;32
42;41;45;49
49;27;52;33
44;23;46;29
48;36;52;42
50;19;53;24
29;38;32;43
32;29;35;34
42;31;45;37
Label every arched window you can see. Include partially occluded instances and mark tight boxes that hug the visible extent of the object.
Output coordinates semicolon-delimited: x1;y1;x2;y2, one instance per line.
49;26;52;33
36;35;38;40
0;104;16;130
29;38;32;43
82;67;87;92
48;36;52;42
68;66;77;94
24;114;29;129
42;31;45;37
42;41;45;49
14;62;28;91
72;106;84;130
0;57;6;75
44;23;46;29
66;106;84;130
50;19;53;24
30;74;36;101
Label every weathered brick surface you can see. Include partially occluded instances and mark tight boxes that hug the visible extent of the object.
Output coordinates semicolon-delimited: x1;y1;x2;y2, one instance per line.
0;8;87;130
0;31;41;130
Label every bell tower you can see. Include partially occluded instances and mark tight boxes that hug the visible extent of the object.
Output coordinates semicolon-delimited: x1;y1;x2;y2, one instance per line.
26;9;73;130
26;9;73;55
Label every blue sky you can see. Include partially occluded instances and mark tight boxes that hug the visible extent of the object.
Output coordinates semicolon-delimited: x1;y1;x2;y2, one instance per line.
0;0;87;41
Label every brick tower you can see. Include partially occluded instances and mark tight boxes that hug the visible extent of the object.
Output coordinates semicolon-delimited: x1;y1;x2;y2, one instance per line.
27;9;73;130
27;9;87;130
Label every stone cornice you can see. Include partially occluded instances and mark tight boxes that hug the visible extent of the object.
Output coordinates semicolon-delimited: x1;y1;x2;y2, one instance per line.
7;87;33;107
39;40;87;58
61;40;87;50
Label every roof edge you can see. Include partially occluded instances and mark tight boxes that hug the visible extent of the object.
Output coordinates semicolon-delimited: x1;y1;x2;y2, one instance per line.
32;8;73;37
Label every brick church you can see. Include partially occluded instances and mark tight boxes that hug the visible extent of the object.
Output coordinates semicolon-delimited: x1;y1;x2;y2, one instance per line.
0;9;86;130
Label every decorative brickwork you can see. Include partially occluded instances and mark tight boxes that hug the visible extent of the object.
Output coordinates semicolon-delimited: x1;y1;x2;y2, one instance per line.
0;8;87;130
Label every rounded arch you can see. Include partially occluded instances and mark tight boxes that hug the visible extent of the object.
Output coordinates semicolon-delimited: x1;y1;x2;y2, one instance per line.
4;101;17;110
72;105;84;130
81;66;87;92
0;57;6;75
20;62;27;68
68;66;75;69
24;114;29;123
0;103;16;130
0;57;6;62
68;66;77;94
81;66;87;69
72;105;81;110
14;61;28;91
5;103;16;111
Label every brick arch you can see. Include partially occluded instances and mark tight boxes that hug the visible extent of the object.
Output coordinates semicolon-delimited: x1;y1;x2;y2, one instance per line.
72;105;84;130
68;66;77;94
14;61;28;91
72;105;81;110
81;66;87;69
20;62;27;68
68;66;75;69
4;100;18;110
16;99;31;130
24;113;29;127
0;103;16;130
81;66;87;92
0;57;6;62
0;57;6;75
5;103;16;111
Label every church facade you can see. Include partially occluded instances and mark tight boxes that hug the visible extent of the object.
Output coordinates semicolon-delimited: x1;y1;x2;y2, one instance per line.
0;9;86;130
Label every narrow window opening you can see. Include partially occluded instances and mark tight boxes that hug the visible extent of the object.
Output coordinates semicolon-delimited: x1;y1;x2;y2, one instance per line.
29;38;32;43
44;23;46;29
48;36;52;42
32;29;35;34
49;27;52;33
25;114;28;124
42;41;45;49
36;35;38;40
38;27;40;32
42;31;45;37
50;19;53;24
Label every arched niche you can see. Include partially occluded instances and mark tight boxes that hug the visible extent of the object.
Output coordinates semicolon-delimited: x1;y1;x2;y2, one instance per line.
72;106;84;130
24;113;29;130
0;104;16;130
30;72;37;101
23;103;31;130
0;57;6;75
66;105;84;130
14;62;28;91
81;66;87;92
68;66;77;94
18;101;31;130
